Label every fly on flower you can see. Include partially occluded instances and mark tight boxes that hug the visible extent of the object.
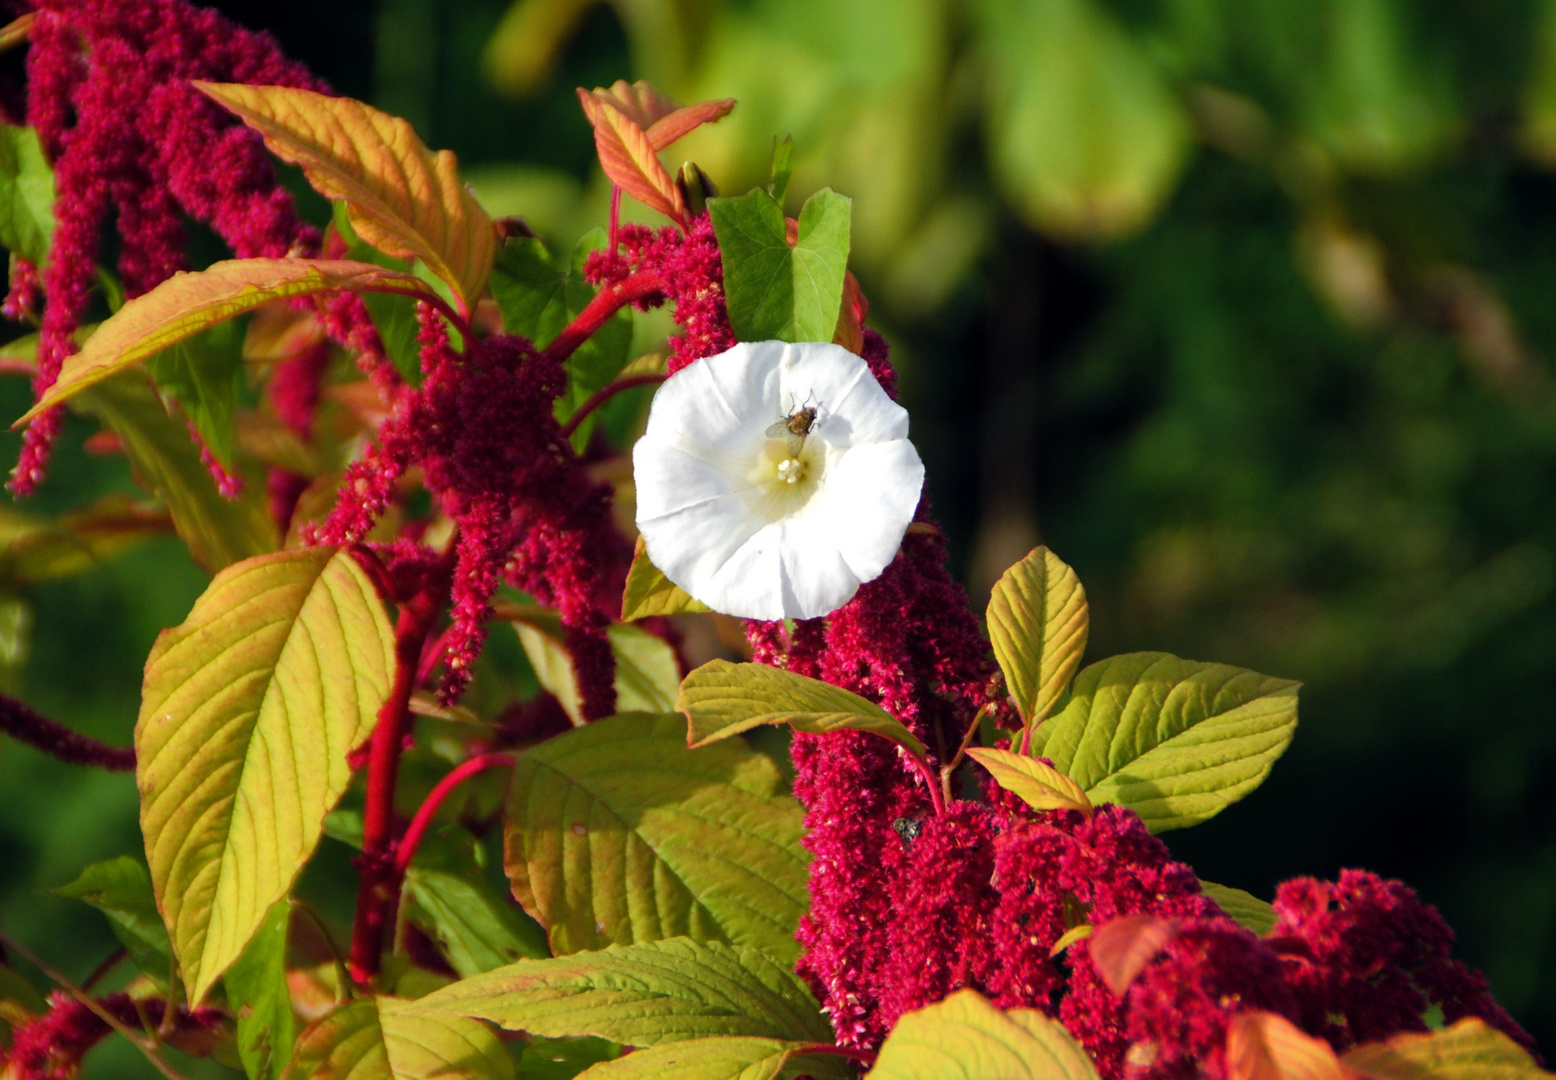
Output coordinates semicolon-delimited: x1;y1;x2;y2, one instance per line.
633;340;925;621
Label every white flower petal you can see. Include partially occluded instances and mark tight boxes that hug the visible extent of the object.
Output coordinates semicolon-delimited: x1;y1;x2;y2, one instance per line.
806;439;925;580
776;341;906;448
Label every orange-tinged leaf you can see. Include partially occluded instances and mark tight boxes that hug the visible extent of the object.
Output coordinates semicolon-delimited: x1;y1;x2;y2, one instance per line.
578;89;684;222
834;270;867;354
581;80;736;151
967;747;1092;818
645;99;737;151
1226;1012;1348;1080
1341;1018;1551;1080
16;259;432;424
197;83;496;310
1088;914;1179;997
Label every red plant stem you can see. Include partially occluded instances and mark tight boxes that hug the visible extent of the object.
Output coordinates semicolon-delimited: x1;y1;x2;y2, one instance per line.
393;753;515;876
0;693;135;770
540;270;666;366
558;372;666;441
348;585;442;985
907;750;947;816
608;185;622;253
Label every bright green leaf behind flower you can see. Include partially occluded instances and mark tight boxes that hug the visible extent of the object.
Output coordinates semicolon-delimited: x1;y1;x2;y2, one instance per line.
709;187;851;343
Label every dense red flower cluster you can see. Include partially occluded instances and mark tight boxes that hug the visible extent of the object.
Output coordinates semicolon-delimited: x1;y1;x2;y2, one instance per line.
7;0;327;495
0;992;221;1080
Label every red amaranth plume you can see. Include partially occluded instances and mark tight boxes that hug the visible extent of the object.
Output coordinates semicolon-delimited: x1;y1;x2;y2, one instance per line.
9;0;326;495
0;991;222;1080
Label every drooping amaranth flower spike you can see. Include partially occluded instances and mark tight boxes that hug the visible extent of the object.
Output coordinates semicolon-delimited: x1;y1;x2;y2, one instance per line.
634;340;925;620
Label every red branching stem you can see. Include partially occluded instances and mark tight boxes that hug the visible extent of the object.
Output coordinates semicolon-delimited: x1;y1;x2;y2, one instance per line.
394;753;515;876
0;693;135;770
608;185;622;254
348;585;443;985
540;271;666;366
907;750;947;816
558;372;667;441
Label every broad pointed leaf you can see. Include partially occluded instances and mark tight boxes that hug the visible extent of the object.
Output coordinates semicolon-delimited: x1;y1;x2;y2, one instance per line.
52;858;171;983
138;546;397;1003
285;995;513;1080
1225;1012;1346;1080
866;989;1099;1080
621;536;709;619
504;711;809;963
678;659;925;759
1341;1019;1552;1079
572;1037;850;1080
0;124;54;264
407;937;830;1047
198;84;496;309
1199;881;1276;937
225;901;295;1080
580;81;735;153
72;372;276;572
1087;914;1180;997
987;546;1088;726
709;188;852;345
966;747;1091;818
577;91;683;221
1029;652;1299;833
18;259;433;421
402;833;549;977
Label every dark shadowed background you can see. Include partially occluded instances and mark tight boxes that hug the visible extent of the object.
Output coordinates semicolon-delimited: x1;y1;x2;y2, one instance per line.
2;0;1555;1070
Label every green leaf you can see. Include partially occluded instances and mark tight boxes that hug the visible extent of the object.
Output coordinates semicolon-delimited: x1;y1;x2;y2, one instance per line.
1198;881;1276;937
402;834;549;977
621;536;709;619
0;495;171;588
965;747;1092;818
866;989;1099;1080
225;901;295;1080
71;372;277;573
708;187;852;343
0;124;55;264
507;609;681;726
987;546;1088;727
406;938;831;1046
678;659;925;760
519;1036;623;1080
18;258;435;423
1029;652;1300;833
334;205;425;385
571;1037;850;1080
504;711;809;963
52;857;172;983
138;546;398;1004
974;0;1190;239
1340;1018;1554;1079
489;231;632;449
148;318;244;469
285;995;514;1080
768;137;796;205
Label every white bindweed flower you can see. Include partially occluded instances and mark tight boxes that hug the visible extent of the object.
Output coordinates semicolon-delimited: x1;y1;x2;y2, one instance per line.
633;340;925;621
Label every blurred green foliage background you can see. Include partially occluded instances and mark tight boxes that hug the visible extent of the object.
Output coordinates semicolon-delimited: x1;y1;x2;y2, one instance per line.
4;0;1556;1065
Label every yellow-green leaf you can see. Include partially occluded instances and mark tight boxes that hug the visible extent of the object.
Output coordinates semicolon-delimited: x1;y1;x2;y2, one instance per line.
987;546;1087;727
678;659;925;760
72;372;276;573
1199;881;1276;937
507;608;680;725
18;259;432;422
138;547;397;1004
966;747;1091;818
504;712;809;964
199;84;496;310
1341;1018;1554;1080
1029;652;1299;833
571;1038;851;1080
406;938;831;1046
284;995;514;1080
865;989;1099;1080
622;535;709;619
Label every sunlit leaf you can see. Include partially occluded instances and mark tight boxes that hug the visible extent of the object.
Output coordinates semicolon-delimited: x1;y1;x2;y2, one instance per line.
571;1037;853;1080
138;546;397;1003
577;90;684;221
966;747;1092;818
1341;1018;1553;1079
518;1036;623;1080
72;372;277;573
678;659;925;759
1029;652;1299;833
987;545;1088;727
1087;914;1180;997
0;123;54;264
407;937;830;1046
199;84;496;310
974;0;1191;239
402;831;549;977
1199;881;1276;937
621;536;709;620
285;995;514;1080
709;188;852;344
506;608;680;725
18;258;433;421
52;857;172;984
1225;1011;1347;1080
225;901;295;1080
504;711;809;963
865;989;1099;1080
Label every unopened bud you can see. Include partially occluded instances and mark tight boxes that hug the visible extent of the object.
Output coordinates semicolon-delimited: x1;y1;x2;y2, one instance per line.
677;162;717;217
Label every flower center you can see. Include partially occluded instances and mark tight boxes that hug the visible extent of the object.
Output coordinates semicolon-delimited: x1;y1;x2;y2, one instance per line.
747;437;827;521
